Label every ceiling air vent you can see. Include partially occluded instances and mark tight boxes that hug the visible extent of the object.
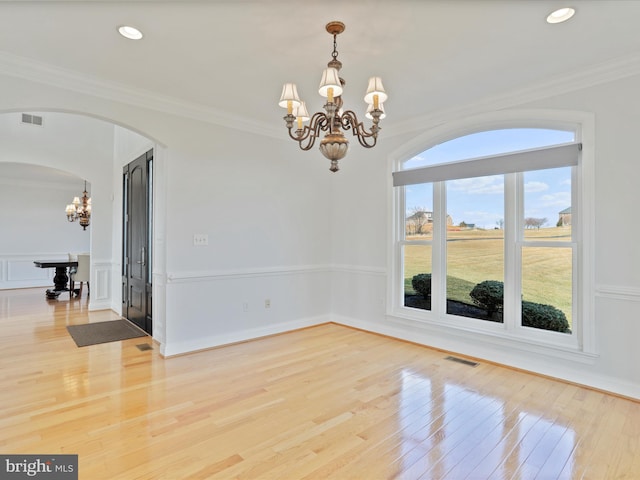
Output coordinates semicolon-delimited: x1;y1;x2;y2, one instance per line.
21;113;43;126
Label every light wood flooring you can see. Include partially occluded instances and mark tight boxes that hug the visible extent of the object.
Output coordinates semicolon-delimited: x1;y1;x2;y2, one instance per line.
1;288;639;479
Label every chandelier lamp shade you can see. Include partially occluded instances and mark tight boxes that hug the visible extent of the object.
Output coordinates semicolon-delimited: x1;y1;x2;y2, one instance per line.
65;181;92;230
279;21;388;172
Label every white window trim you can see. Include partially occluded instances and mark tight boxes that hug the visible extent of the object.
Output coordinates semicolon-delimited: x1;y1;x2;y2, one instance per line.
387;109;597;359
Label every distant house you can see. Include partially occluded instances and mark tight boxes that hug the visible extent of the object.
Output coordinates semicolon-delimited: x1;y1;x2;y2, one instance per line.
558;207;571;226
406;211;431;235
407;211;433;223
406;211;453;235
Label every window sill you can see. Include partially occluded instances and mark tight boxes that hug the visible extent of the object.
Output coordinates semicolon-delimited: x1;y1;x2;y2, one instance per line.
388;306;599;364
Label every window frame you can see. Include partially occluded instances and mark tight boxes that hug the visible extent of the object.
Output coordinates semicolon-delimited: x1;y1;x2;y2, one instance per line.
388;111;596;357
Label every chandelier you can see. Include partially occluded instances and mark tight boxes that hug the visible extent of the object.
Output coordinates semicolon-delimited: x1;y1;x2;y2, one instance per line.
278;21;388;172
65;181;92;230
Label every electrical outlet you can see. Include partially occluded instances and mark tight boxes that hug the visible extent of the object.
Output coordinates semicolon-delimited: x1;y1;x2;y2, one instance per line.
193;234;208;246
264;299;271;308
242;302;249;312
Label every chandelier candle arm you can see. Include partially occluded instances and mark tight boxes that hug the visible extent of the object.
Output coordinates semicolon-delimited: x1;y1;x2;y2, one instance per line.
278;20;388;172
340;110;381;148
288;111;330;151
366;102;386;120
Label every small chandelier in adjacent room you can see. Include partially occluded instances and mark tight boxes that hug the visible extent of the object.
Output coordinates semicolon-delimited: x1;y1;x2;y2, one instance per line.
279;21;388;172
65;181;92;230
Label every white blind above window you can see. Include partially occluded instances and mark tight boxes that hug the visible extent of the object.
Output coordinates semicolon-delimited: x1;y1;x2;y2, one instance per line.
393;142;581;187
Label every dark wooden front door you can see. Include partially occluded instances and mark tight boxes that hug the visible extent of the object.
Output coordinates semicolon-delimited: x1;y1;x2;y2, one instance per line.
122;150;153;334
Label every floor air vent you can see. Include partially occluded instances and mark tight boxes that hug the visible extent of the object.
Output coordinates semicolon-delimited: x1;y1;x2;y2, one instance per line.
136;343;153;351
444;356;479;367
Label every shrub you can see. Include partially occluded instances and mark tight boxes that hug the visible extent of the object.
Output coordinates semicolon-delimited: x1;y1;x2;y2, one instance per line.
470;280;504;317
411;273;432;299
522;301;571;333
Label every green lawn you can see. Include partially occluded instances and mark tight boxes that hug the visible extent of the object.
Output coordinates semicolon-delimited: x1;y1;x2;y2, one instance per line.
404;227;573;325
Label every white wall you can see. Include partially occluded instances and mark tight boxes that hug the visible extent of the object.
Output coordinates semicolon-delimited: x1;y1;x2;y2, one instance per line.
330;73;640;399
0;111;112;290
0;111;113;309
0;73;335;358
1;61;639;399
160;121;334;355
0;171;91;289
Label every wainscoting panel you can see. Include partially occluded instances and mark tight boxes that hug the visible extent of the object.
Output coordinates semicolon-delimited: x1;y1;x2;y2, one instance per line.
88;260;112;311
162;265;332;357
151;271;166;348
0;254;61;290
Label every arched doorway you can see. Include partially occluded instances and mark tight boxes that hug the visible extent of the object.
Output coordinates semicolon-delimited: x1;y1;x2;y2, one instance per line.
0;110;166;342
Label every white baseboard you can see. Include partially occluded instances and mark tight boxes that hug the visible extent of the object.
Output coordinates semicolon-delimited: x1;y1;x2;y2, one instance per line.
160;314;330;357
88;299;113;311
332;315;640;401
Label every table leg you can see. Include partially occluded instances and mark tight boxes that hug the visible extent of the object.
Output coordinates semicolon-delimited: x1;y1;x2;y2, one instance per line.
45;266;70;299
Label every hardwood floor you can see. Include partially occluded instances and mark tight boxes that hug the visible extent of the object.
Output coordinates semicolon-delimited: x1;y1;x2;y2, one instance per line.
1;288;639;479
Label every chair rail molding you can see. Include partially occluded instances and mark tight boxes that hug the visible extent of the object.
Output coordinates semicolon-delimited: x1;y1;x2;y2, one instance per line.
166;264;331;283
595;284;640;302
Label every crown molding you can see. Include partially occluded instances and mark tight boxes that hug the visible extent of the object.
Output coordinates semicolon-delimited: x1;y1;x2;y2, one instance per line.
0;51;281;139
385;51;640;138
2;50;640;142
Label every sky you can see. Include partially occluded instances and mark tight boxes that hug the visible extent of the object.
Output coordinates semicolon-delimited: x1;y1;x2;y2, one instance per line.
404;128;575;229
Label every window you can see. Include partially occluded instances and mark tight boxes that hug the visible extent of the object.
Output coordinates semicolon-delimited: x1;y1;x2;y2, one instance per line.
392;125;593;354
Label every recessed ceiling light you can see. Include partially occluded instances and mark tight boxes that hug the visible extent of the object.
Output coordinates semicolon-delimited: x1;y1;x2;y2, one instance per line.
118;25;143;40
546;7;576;24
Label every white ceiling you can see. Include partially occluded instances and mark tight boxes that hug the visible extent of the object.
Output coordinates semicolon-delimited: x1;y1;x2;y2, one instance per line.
1;1;640;137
